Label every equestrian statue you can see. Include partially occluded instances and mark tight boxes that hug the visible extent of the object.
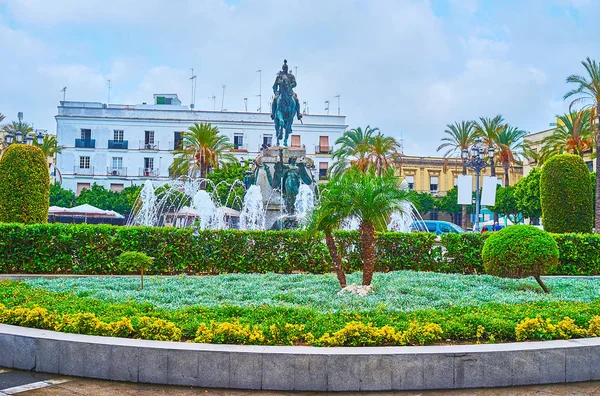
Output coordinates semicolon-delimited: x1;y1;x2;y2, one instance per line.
271;59;302;146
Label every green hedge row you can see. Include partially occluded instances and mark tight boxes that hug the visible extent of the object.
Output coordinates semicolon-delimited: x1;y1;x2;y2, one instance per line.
0;223;599;276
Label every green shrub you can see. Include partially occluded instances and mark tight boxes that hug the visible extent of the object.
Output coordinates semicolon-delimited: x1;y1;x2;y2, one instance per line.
117;251;153;273
540;154;593;233
438;233;487;274
482;225;559;293
0;144;49;224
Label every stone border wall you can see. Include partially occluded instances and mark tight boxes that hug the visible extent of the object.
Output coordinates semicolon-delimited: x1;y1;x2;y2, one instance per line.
1;324;600;391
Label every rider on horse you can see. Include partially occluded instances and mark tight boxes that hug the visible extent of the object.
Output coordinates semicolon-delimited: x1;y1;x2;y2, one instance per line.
271;60;302;121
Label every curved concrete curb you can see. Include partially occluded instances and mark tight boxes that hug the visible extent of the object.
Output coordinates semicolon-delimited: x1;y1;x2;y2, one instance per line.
1;324;600;391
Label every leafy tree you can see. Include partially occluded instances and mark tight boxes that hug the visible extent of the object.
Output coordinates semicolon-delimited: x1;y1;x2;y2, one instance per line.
76;184;130;215
314;168;408;286
169;123;235;179
488;186;520;223
49;182;76;208
205;161;248;210
563;57;600;232
437;120;475;228
437;187;462;224
407;190;436;215
121;185;143;213
514;168;542;224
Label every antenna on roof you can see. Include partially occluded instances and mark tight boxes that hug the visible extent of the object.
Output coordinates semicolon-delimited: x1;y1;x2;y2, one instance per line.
190;68;197;109
209;95;216;111
256;69;262;112
244;97;248;112
302;101;309;115
334;94;340;116
60;87;67;102
400;131;404;154
221;85;226;112
325;100;330;115
107;80;111;104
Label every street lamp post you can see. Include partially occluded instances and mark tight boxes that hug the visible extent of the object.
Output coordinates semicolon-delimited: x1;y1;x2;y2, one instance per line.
462;138;494;233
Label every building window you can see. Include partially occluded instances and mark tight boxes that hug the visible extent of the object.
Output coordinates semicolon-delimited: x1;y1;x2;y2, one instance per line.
79;156;90;169
430;176;439;192
319;162;328;180
110;184;124;192
113;130;124;142
262;135;272;148
586;161;594;171
234;134;244;149
405;175;415;190
112;157;123;169
144;158;154;170
174;132;183;150
76;183;91;196
80;129;91;140
145;131;155;144
291;135;301;148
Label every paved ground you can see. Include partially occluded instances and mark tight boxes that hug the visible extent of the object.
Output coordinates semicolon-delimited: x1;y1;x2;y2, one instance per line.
3;368;600;395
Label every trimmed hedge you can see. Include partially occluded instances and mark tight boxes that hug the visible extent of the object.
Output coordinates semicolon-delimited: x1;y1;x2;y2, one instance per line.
0;144;49;224
1;223;600;276
541;154;593;233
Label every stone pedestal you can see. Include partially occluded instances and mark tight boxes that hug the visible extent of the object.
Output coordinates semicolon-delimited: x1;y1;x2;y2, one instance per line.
252;146;315;229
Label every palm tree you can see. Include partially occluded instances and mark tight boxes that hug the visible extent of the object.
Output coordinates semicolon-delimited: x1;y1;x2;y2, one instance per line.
540;111;594;161
309;203;347;288
1;121;33;135
564;57;600;232
330;125;378;177
314;168;408;286
0;114;5;123
495;125;526;186
363;133;402;176
474;115;505;177
33;134;62;158
169;123;235;179
437;120;475;228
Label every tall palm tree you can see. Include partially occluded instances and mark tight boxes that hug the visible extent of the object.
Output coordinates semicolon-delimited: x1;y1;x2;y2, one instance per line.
540;111;594;161
330;125;378;177
495;125;526;186
363;133;402;176
437;120;475;228
169;123;235;179
315;168;408;286
474;115;505;177
564;57;600;232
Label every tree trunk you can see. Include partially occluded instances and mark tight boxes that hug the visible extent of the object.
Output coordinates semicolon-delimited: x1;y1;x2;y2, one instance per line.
534;275;550;294
503;161;510;187
359;222;377;286
596;104;600;233
461;160;468;229
325;232;346;288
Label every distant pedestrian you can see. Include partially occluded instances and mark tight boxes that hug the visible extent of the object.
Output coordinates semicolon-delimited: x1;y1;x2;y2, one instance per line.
493;222;502;232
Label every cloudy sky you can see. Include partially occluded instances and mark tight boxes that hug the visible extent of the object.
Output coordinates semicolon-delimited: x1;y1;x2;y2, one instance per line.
0;0;597;155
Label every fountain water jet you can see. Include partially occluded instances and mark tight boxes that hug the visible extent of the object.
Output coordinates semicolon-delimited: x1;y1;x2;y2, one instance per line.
239;185;265;230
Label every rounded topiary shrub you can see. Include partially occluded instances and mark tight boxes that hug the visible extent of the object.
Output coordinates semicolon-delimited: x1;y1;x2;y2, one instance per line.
0;144;50;224
540;154;593;233
482;225;559;293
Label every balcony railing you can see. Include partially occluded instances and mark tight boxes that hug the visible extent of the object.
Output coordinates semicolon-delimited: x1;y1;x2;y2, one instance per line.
73;166;94;175
139;141;159;150
233;143;248;151
107;167;127;176
315;145;333;154
75;139;95;148
140;168;159;177
108;140;128;149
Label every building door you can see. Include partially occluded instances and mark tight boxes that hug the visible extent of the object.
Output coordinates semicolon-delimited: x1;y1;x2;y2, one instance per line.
319;136;329;153
174;132;182;150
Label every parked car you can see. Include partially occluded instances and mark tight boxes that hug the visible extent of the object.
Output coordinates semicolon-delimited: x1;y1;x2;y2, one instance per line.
411;220;465;235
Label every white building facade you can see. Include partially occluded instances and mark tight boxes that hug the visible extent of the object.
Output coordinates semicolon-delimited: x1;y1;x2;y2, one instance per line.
56;94;347;194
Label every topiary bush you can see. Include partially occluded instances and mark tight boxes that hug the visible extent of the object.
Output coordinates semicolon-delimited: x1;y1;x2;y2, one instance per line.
0;144;49;224
540;154;593;233
482;225;559;293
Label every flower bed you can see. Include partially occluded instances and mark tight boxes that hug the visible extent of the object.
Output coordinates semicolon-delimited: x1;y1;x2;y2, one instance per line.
3;272;600;346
